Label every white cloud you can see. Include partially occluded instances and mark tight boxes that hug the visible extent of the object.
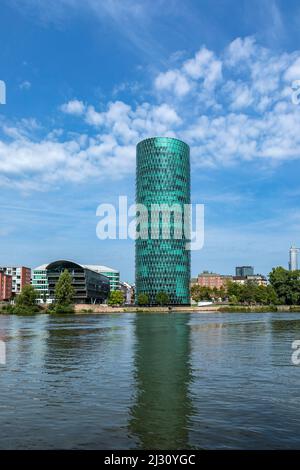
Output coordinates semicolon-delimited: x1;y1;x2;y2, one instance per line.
61;99;85;115
155;70;191;97
183;47;222;88
19;80;31;90
284;58;300;82
2;36;300;191
225;37;256;66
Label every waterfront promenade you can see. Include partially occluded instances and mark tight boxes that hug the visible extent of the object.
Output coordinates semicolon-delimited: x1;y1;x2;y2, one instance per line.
73;304;300;314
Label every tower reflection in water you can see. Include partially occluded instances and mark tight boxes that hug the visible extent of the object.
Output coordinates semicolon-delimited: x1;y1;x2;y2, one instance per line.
129;314;193;449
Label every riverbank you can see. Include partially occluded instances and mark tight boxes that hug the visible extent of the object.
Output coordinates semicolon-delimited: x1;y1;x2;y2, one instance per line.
2;304;300;314
74;304;300;314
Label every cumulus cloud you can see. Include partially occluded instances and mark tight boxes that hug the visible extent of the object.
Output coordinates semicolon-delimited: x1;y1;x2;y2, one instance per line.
1;36;300;190
155;70;191;97
154;46;222;98
61;99;85;115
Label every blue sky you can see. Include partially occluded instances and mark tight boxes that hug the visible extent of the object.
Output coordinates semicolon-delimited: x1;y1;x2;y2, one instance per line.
1;0;300;282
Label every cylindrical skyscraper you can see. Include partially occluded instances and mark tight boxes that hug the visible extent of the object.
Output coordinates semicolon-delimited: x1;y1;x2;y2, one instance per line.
289;246;299;271
135;137;191;305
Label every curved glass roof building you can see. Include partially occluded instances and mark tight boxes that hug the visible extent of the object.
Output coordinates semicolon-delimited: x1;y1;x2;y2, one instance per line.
135;137;191;305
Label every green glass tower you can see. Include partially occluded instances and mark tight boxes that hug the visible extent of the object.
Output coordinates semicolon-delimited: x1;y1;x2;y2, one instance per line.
135;137;191;305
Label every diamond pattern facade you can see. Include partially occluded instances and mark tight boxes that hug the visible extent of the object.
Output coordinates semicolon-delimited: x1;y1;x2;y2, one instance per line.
135;137;191;305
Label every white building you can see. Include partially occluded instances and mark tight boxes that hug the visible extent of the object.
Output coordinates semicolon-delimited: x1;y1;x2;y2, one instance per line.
31;265;50;303
289;246;299;271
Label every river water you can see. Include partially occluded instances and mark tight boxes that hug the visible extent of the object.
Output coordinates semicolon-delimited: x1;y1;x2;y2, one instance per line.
0;312;300;449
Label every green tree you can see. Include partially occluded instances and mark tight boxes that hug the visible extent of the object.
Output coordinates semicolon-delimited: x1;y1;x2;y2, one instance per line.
269;267;300;305
54;269;75;307
108;290;124;306
16;285;38;307
137;293;149;306
228;294;238;305
266;285;278;305
226;281;242;302
191;285;215;302
155;291;170;306
14;285;40;314
240;281;259;305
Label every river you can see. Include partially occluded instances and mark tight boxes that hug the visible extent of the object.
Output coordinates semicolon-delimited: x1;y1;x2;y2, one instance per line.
0;312;300;449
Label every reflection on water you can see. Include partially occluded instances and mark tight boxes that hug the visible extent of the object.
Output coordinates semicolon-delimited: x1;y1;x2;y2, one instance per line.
129;314;193;449
1;312;300;449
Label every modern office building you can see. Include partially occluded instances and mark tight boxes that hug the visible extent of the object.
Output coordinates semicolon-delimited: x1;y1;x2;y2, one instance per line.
0;266;31;295
31;265;49;303
135;137;191;305
289;246;299;271
235;266;254;277
0;271;12;301
32;260;110;304
83;265;119;291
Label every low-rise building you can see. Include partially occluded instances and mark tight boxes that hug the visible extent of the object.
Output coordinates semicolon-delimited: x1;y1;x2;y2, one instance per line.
232;274;268;286
246;274;268;286
0;271;12;301
83;265;120;291
32;260;110;304
0;266;31;295
197;271;233;289
119;281;134;304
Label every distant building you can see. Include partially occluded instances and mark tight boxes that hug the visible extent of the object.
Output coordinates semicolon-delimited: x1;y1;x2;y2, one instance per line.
232;276;247;285
235;266;254;277
289;246;299;271
32;260;110;304
0;266;31;295
0;271;12;301
119;281;134;304
197;272;233;289
232;274;268;286
247;274;268;286
83;265;119;291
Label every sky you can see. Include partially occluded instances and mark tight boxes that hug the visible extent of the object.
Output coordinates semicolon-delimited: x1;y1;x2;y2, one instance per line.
1;0;300;282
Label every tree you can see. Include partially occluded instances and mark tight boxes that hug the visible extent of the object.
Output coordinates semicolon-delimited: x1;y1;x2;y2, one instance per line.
54;269;75;307
265;285;278;305
14;285;40;314
191;285;213;302
137;293;149;306
155;291;169;306
226;281;242;302
108;290;124;306
228;294;238;305
269;267;300;305
16;285;38;307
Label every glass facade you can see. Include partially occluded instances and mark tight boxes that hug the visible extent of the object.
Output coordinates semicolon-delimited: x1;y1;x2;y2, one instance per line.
135;137;191;305
100;271;119;291
32;268;49;303
235;266;254;277
46;261;110;304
